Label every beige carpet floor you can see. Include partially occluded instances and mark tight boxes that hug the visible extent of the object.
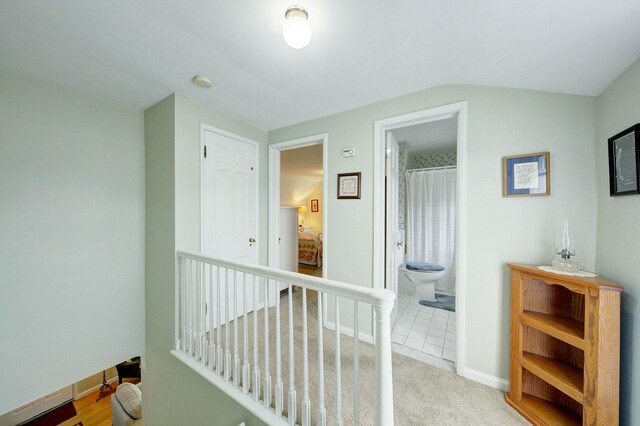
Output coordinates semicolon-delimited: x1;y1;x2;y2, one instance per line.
206;288;527;425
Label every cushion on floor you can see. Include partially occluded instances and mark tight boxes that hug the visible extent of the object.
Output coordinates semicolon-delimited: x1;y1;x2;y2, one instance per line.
115;382;142;419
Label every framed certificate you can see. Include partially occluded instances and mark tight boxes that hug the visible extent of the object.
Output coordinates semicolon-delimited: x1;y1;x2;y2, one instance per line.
337;172;361;199
502;152;550;197
608;123;640;196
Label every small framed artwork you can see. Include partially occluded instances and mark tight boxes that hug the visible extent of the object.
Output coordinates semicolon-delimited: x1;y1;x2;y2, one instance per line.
337;172;361;199
311;199;319;212
502;152;550;197
608;123;639;196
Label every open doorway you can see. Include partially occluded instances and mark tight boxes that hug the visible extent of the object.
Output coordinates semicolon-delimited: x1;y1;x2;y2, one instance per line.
389;118;458;367
268;134;328;280
280;145;324;277
374;102;468;373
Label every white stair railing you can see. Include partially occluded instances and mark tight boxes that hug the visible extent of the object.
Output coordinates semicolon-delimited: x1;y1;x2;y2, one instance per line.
172;251;396;426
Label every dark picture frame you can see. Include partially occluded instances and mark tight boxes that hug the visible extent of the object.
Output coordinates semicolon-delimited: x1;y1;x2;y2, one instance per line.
310;199;319;212
502;152;550;197
337;172;361;199
608;123;640;196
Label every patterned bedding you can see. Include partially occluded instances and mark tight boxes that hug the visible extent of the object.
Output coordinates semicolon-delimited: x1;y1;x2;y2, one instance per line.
298;231;323;267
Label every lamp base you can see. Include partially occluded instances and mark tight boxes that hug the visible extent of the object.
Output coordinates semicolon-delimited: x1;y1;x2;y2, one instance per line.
96;370;114;401
551;258;584;273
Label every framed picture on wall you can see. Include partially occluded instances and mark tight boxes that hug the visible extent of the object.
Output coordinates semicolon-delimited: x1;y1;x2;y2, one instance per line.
311;199;319;212
502;152;550;197
608;123;640;196
337;172;361;199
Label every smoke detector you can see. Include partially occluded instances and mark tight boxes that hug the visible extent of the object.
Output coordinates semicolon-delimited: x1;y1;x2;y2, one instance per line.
192;75;213;89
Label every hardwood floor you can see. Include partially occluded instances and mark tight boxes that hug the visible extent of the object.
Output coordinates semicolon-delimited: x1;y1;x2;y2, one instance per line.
59;380;138;426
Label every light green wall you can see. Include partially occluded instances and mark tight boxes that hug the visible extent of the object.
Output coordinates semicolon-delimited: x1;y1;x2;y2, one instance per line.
144;94;176;353
269;85;598;381
595;58;640;426
5;47;635;424
0;66;145;414
174;94;269;259
144;94;268;426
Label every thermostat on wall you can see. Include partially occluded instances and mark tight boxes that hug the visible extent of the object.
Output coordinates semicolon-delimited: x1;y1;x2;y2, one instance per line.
342;147;356;157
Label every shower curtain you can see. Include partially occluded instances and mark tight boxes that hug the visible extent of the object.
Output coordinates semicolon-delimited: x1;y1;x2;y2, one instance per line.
406;168;456;293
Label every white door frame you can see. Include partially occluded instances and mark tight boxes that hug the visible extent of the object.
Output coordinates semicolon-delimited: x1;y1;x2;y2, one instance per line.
200;123;260;259
373;101;468;375
268;133;328;279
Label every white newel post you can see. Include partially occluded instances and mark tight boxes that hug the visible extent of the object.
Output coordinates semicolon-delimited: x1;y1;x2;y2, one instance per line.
374;291;395;426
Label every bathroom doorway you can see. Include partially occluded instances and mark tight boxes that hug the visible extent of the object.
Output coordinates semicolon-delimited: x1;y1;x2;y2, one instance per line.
373;102;468;373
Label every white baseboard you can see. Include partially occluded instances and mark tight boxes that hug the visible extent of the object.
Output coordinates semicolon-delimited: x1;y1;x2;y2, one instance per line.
73;376;119;400
323;320;374;344
461;367;509;391
391;343;456;372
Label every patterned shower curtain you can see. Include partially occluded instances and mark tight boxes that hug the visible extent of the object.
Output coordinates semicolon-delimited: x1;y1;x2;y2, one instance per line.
406;168;457;293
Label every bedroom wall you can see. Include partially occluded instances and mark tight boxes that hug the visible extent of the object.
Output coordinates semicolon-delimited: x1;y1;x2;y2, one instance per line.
269;84;598;384
595;57;640;426
0;66;145;414
144;94;268;426
303;182;323;233
280;144;324;233
281;175;323;233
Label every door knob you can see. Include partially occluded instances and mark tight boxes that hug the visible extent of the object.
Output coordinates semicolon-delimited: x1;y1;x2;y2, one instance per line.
249;238;256;243
396;241;404;248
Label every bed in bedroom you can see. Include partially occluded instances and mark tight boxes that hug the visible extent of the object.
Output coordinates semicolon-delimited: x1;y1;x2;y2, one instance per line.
298;230;323;267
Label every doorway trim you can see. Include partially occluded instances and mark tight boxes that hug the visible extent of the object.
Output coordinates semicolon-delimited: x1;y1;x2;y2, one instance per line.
268;133;329;279
373;101;468;375
200;123;261;258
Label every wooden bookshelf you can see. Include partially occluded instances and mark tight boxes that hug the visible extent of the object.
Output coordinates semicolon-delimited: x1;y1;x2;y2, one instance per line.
517;395;582;426
521;352;583;403
506;264;623;426
520;311;584;349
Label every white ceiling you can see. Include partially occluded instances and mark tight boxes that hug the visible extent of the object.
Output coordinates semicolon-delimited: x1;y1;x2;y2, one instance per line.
391;117;458;153
1;1;639;130
281;144;323;177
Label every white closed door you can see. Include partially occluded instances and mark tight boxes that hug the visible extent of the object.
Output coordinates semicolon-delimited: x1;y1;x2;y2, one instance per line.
0;386;72;426
202;127;259;322
386;133;400;325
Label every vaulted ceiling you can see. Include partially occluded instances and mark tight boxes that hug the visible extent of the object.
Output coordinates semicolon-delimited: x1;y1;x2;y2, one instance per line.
1;1;639;130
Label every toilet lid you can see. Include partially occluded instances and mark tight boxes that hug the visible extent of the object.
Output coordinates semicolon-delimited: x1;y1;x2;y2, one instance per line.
405;261;445;272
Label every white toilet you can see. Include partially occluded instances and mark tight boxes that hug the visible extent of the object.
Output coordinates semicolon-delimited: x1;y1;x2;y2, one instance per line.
398;263;445;302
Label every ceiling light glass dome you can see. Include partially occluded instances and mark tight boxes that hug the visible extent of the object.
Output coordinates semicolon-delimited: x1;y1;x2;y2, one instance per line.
282;6;312;49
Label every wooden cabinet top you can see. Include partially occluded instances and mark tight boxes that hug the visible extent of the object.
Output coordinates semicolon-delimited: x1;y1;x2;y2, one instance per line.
508;263;624;293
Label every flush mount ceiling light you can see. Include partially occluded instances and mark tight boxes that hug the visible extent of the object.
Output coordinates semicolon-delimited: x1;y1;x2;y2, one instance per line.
191;75;213;89
282;6;312;49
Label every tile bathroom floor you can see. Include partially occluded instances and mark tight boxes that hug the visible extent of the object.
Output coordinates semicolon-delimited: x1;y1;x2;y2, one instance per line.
391;292;456;362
